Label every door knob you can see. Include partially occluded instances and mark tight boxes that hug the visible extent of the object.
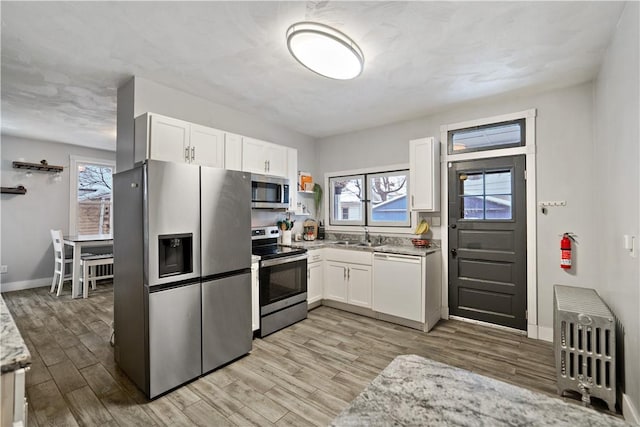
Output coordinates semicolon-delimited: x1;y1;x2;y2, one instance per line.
450;224;457;229
451;249;458;258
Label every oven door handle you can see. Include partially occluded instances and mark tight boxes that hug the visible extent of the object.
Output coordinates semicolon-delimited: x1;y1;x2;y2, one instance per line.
261;254;308;268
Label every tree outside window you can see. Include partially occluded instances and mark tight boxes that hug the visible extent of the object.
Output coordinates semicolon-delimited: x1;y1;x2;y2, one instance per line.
70;156;115;236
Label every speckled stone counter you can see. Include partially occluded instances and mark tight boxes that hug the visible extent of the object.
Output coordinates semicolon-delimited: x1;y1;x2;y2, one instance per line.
286;240;439;257
1;295;31;373
331;355;629;427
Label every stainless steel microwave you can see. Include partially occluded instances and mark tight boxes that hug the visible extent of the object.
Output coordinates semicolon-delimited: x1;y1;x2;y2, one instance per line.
251;174;290;209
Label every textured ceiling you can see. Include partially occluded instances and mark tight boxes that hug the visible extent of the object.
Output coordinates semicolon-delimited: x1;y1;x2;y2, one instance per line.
1;1;625;151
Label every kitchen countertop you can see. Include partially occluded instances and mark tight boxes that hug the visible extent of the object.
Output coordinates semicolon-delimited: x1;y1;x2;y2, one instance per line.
331;354;628;427
286;239;439;257
1;295;31;373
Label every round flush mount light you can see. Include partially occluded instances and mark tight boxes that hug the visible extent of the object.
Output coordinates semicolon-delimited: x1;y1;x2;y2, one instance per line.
286;22;364;80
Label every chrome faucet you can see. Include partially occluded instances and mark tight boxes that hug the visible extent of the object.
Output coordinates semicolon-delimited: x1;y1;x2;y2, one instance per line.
364;227;370;243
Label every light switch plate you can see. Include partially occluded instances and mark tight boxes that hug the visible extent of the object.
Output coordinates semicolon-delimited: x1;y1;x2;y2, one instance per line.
0;265;7;274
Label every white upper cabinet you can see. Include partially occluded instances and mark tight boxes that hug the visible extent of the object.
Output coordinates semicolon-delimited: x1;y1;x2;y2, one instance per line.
135;113;224;168
409;137;441;211
287;147;298;212
189;123;225;168
224;132;243;171
242;136;288;177
145;114;189;163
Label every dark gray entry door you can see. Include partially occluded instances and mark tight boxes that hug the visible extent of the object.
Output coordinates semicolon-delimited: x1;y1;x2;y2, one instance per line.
448;155;527;330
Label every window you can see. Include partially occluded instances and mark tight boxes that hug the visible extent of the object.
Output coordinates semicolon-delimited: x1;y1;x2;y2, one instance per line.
448;119;525;154
329;169;410;227
458;169;512;220
70;156;115;236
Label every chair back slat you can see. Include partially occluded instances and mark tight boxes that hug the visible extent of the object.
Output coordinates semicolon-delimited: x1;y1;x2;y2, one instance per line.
50;229;65;263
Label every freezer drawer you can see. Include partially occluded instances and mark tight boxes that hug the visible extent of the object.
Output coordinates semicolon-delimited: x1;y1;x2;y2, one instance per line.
202;272;252;373
148;282;202;398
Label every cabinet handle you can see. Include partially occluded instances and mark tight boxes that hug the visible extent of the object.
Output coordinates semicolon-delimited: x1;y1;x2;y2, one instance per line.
185;147;190;162
343;267;347;280
267;160;270;172
191;146;196;161
347;267;350;280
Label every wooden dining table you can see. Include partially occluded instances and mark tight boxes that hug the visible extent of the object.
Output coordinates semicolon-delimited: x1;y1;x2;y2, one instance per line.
63;234;113;298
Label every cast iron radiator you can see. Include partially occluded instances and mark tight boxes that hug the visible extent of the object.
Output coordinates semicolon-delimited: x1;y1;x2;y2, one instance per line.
553;285;616;410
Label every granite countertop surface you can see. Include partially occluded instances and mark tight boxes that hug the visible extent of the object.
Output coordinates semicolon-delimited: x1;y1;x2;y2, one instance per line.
331;354;629;427
1;295;31;373
287;239;439;256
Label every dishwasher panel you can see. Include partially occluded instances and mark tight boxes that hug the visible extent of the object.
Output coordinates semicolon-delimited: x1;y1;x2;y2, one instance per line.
373;254;423;322
148;281;202;398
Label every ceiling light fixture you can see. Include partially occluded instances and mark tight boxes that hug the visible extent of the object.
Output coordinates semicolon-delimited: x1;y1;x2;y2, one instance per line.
286;22;364;80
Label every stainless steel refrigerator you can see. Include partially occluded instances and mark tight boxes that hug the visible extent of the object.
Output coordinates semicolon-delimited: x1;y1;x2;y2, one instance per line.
113;160;251;399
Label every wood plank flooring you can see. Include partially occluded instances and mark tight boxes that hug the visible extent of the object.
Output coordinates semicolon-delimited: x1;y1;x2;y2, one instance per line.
2;283;601;426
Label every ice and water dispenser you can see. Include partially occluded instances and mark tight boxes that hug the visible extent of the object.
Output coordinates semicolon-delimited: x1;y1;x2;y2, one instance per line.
158;233;193;277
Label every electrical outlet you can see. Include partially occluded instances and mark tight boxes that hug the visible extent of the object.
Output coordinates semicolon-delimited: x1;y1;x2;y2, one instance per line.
0;265;7;274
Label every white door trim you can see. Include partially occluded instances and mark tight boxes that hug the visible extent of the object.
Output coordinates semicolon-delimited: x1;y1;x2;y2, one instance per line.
439;108;539;339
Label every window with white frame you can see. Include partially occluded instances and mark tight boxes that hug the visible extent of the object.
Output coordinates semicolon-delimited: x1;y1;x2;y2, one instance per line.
69;156;115;236
329;169;410;227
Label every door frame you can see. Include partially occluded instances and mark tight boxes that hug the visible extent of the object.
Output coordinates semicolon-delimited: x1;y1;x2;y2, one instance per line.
440;108;540;339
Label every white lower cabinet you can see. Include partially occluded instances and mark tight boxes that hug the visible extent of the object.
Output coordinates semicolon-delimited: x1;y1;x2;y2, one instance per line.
307;250;324;305
324;262;348;303
346;264;372;308
323;249;372;309
251;259;259;332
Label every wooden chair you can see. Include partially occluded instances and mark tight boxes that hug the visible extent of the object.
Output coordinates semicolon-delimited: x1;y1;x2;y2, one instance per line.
79;254;114;298
50;229;74;296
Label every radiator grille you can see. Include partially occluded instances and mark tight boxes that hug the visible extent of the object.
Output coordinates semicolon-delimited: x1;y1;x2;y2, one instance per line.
554;285;615;411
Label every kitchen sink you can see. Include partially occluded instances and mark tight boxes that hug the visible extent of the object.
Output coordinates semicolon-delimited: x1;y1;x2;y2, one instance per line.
356;242;384;248
333;240;383;248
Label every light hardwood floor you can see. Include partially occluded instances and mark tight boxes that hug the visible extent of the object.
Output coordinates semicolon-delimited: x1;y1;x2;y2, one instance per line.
4;283;592;426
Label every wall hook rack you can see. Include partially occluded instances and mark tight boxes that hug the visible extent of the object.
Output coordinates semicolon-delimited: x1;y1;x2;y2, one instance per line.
1;185;27;195
12;160;63;173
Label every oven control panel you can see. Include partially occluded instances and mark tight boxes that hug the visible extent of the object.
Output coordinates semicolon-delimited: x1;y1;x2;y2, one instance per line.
251;226;281;240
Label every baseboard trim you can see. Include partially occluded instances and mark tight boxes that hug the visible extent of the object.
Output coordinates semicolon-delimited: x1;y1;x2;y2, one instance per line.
537;326;553;342
623;393;640;425
0;277;51;293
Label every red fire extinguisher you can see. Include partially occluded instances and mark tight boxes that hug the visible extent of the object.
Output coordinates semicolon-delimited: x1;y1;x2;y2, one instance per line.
560;233;574;269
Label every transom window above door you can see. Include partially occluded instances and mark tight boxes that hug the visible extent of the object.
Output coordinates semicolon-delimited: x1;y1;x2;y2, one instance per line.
448;119;525;154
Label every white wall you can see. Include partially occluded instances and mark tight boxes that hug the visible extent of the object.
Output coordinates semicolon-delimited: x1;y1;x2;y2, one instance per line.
0;135;115;288
316;82;599;333
594;2;639;420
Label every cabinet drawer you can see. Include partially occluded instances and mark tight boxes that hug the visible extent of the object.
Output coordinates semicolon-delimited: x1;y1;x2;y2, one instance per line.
324;248;372;266
307;249;324;264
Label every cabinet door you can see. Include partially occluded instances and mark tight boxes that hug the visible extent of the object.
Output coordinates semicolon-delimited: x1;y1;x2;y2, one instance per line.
242;137;267;174
409;137;440;211
225;133;243;171
287;148;298;211
308;261;324;304
347;264;372;308
265;143;288;177
190;123;225;168
149;115;190;163
324;262;347;303
251;263;259;331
